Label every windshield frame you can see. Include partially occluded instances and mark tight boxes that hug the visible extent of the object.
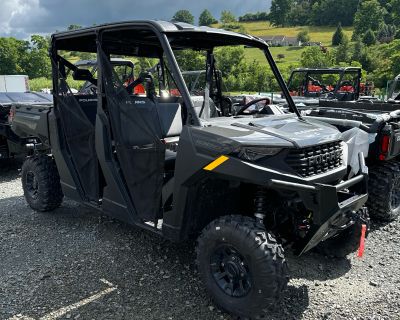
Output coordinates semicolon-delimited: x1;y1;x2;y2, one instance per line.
165;32;301;119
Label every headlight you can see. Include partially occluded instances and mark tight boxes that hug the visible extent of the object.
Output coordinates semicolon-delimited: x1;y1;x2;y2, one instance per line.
238;147;282;161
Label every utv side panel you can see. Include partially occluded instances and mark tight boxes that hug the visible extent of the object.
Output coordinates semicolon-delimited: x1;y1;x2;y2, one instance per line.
94;112;136;224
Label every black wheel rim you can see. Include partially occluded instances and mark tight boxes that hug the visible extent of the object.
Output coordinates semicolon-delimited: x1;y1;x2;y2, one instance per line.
210;245;252;298
391;178;400;210
26;171;39;200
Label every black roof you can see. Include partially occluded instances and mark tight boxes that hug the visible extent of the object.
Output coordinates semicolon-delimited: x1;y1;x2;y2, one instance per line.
52;20;267;55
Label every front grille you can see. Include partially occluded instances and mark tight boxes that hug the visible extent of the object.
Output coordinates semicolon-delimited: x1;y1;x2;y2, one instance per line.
286;141;343;177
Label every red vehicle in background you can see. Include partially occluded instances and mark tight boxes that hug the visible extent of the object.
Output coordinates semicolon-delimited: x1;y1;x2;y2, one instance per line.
287;67;374;102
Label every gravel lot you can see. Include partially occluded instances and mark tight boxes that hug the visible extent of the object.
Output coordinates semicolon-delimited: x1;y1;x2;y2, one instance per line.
0;160;399;320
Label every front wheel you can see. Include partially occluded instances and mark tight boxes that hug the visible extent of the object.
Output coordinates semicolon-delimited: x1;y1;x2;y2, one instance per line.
196;215;288;319
21;155;63;211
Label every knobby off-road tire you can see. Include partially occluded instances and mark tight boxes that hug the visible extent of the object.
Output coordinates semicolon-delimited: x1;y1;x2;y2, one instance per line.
196;215;289;319
21;155;63;211
368;160;400;222
317;209;370;258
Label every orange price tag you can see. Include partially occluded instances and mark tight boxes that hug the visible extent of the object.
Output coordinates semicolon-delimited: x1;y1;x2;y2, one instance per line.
357;224;367;258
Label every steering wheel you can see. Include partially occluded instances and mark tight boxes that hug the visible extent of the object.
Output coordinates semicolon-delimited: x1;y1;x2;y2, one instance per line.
236;97;271;115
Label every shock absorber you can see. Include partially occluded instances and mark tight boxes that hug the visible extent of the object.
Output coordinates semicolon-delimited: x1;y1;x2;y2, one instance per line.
254;186;267;224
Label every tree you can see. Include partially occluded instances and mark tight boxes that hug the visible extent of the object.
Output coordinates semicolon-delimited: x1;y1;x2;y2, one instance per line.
0;38;24;74
363;29;377;46
377;24;397;43
199;9;217;26
269;0;293;27
332;23;345;46
220;10;236;24
352;37;364;62
288;2;312;26
174;49;205;71
24;35;51;78
310;0;358;26
67;24;82;31
172;10;194;24
214;46;244;77
335;34;350;63
353;0;385;38
300;46;334;68
238;12;269;22
390;0;400;26
297;30;310;43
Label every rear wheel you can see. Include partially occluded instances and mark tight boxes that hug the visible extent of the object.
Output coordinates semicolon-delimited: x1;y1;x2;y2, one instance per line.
368;161;400;221
196;215;288;318
21;155;63;211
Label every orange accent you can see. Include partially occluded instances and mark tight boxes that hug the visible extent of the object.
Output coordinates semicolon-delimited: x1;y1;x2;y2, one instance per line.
203;156;229;171
357;224;367;258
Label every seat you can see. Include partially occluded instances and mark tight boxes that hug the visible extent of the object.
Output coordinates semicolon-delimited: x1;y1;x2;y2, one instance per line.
156;102;182;138
156;102;182;172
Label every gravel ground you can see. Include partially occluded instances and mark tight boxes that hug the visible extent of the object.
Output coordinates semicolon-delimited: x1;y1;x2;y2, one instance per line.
0;161;399;320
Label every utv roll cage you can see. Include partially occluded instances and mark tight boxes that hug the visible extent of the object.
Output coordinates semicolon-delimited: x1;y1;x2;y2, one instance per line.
48;20;301;238
287;67;363;101
387;74;400;101
51;21;301;121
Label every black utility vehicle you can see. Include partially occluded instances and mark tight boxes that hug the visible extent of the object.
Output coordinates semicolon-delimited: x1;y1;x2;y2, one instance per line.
292;70;400;221
300;103;400;222
0;92;52;161
11;21;368;318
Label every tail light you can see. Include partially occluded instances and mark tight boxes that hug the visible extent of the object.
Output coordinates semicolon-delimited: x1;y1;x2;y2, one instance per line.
379;135;391;160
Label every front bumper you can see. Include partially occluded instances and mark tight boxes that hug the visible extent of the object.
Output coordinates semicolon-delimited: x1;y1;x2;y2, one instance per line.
269;153;368;254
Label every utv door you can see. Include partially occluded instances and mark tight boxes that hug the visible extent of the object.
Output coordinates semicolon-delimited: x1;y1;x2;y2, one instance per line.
50;56;100;203
97;46;165;221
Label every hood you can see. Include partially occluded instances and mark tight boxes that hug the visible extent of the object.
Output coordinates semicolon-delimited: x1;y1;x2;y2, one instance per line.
201;114;341;148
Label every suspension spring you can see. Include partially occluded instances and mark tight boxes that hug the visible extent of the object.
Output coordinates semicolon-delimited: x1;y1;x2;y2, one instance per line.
254;186;267;223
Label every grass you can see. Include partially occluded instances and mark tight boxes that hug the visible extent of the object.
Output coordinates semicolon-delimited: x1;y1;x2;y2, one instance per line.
215;21;353;46
29;77;85;92
217;21;354;71
244;46;307;71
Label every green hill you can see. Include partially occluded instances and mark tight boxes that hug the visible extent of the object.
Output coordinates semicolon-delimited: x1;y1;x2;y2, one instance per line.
214;21;354;71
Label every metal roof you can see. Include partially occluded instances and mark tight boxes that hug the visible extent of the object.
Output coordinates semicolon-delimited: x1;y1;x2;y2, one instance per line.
51;20;266;46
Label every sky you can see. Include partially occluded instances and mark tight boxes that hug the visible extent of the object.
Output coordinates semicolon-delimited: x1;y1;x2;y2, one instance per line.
0;0;271;39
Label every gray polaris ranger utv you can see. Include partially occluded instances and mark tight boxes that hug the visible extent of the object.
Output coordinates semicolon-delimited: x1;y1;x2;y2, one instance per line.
13;21;368;318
